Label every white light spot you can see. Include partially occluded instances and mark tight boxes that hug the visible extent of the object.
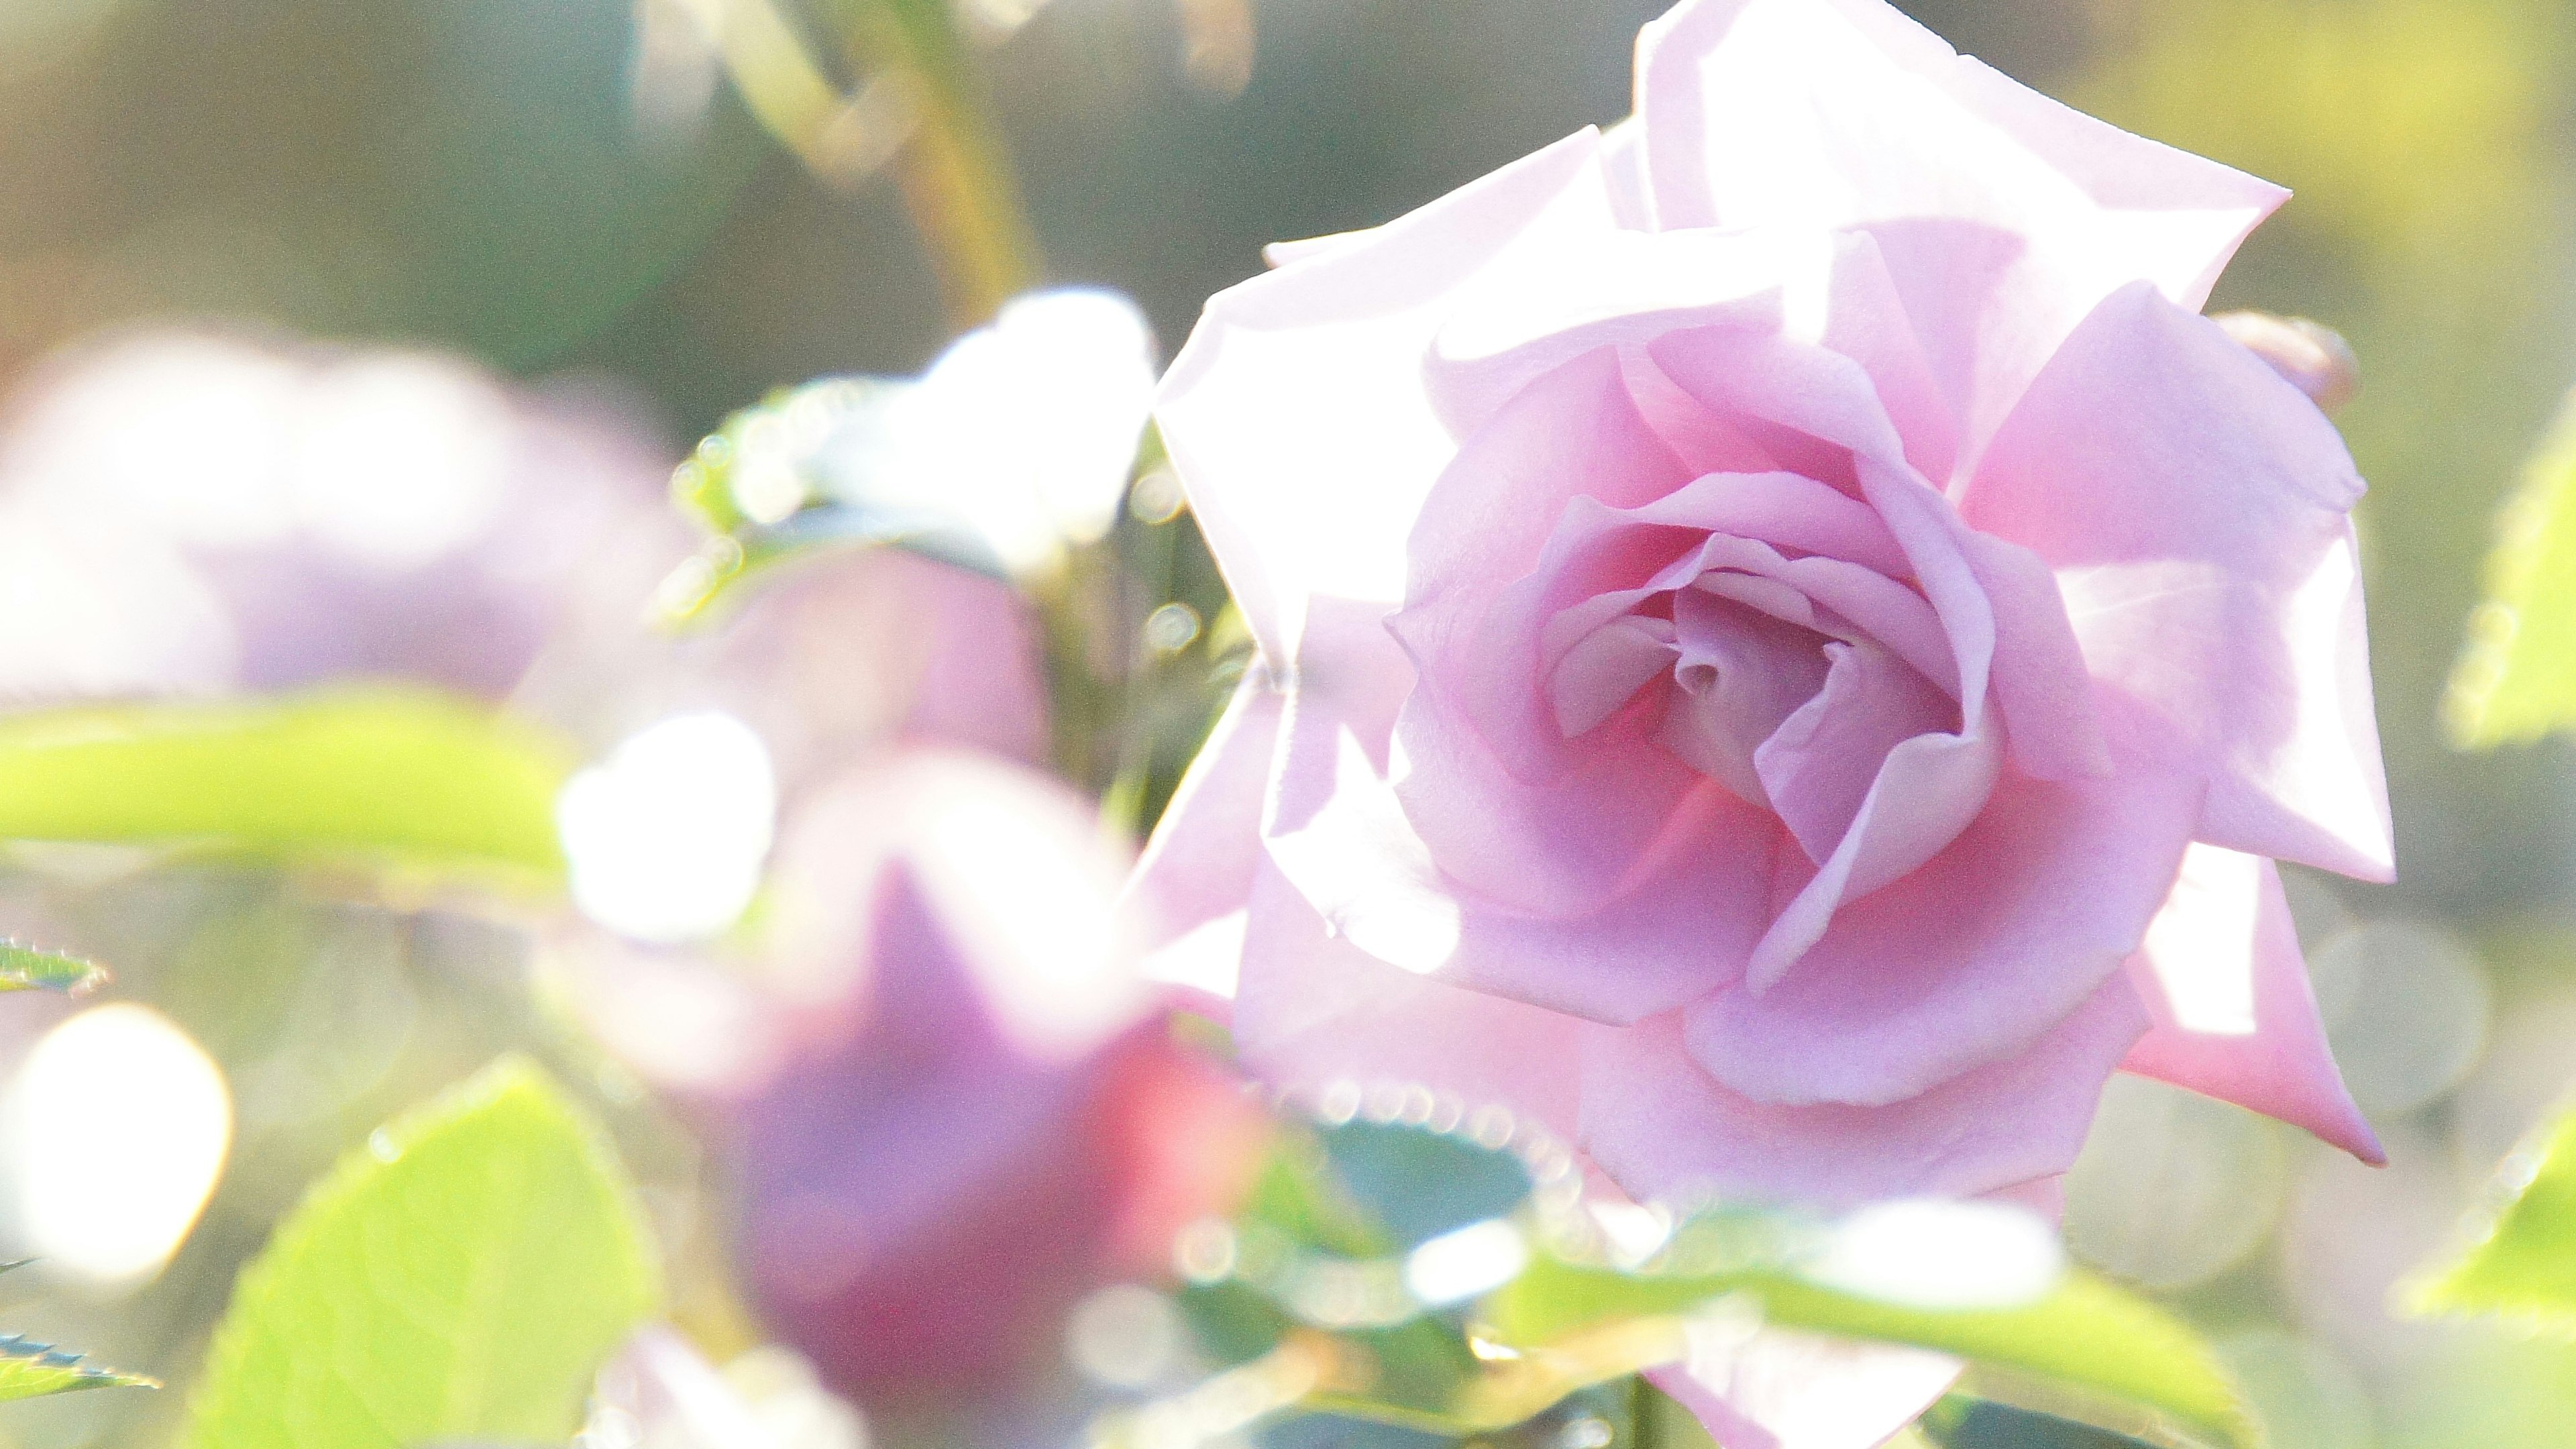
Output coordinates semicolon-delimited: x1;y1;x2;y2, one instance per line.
1067;1285;1185;1389
1403;1218;1528;1307
1586;1199;1674;1269
817;288;1157;577
1803;1198;2063;1311
2;1004;232;1285
559;711;777;944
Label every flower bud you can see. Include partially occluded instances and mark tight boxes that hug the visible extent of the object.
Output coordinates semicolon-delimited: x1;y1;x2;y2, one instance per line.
2213;311;2360;417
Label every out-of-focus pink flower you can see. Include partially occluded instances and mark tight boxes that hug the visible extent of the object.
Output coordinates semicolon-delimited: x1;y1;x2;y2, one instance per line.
0;327;684;703
570;751;1263;1406
1140;0;2389;1228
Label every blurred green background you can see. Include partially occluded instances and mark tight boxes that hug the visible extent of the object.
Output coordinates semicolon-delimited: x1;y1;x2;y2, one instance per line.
3;0;2575;1446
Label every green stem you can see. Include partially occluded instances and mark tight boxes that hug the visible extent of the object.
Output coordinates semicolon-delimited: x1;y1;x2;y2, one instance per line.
839;0;1043;325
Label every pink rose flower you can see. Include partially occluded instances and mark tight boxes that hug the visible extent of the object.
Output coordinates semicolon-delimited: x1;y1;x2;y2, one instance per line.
1136;0;2393;1217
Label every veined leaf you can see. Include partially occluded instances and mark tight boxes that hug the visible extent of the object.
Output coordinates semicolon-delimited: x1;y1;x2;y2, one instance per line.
0;688;573;885
180;1058;661;1449
2447;390;2576;745
0;1334;154;1401
1481;1254;2253;1449
2405;1101;2576;1335
0;942;105;995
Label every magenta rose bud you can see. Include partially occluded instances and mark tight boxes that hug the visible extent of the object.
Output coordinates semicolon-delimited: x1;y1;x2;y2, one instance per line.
1136;0;2392;1215
710;755;1263;1407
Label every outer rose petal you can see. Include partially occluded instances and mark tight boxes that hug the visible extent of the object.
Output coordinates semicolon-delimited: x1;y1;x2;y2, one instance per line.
1633;0;2286;456
1122;676;1284;1012
1234;859;1601;1141
1158;129;1623;664
1962;282;2394;882
1690;769;2198;1106
1584;973;2152;1208
2120;845;2384;1163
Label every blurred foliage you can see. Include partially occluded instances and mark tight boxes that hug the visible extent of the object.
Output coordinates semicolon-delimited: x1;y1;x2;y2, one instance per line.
1136;1111;2247;1449
1490;1254;2249;1448
179;1058;659;1449
2447;392;2576;747
2404;1099;2576;1338
0;688;574;888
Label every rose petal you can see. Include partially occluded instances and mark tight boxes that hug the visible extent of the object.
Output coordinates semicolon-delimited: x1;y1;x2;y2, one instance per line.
1648;321;2105;782
1754;638;1953;865
1235;859;1603;1141
1698;769;2197;1104
1962;282;2393;882
1583;971;2153;1208
1158;127;1625;664
1271;600;1779;1024
1739;699;2004;991
2120;845;2384;1163
1634;0;2285;452
1122;676;1285;1011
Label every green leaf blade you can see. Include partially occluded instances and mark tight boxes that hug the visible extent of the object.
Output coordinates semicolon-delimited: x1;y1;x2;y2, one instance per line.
2448;390;2576;746
0;688;574;885
1485;1252;2253;1449
179;1057;661;1449
2406;1103;2576;1334
0;1336;154;1401
0;943;106;995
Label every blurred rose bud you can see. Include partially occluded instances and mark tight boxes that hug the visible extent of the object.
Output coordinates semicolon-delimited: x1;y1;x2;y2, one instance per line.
562;752;1265;1406
537;542;1050;954
0;327;686;703
528;543;1049;812
2213;311;2360;416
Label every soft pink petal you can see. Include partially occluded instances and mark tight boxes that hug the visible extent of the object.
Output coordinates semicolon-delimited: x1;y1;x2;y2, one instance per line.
1388;350;1710;910
1234;859;1603;1142
1584;972;2153;1209
1755;639;1952;865
1741;700;2004;991
1121;676;1285;1012
1158;129;1623;665
1648;322;2105;782
2120;845;2383;1162
1695;769;2198;1105
1633;0;2286;453
1601;118;1659;231
1267;600;1779;1024
1660;593;1831;807
1405;347;1694;608
1960;282;2393;882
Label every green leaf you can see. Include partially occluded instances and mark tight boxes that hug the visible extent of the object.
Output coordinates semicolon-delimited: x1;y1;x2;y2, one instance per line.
1483;1254;2254;1449
0;942;106;995
180;1057;661;1449
0;1334;154;1401
2404;1101;2576;1335
2447;389;2576;745
0;688;574;886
